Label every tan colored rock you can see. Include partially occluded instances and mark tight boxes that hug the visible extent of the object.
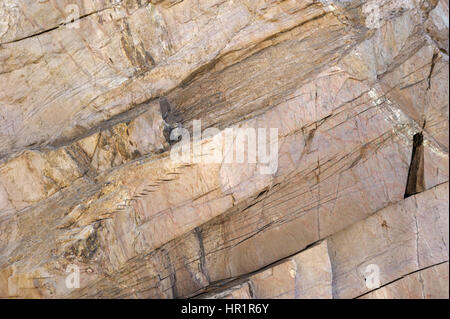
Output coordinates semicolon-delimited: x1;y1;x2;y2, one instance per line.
328;182;449;299
359;262;449;299
0;0;448;299
196;183;448;299
204;241;332;299
0;0;342;160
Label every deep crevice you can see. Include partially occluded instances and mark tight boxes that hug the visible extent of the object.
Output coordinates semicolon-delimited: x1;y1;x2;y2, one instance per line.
404;132;425;198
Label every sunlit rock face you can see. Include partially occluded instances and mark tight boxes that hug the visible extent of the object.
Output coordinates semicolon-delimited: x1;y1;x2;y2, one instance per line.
0;0;448;299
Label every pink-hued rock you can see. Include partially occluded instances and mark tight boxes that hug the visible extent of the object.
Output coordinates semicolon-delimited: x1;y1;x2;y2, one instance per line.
0;0;448;299
200;183;448;299
359;262;449;299
204;241;333;299
328;182;449;299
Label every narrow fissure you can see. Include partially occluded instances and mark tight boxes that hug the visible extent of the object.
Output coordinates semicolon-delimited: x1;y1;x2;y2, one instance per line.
404;132;425;198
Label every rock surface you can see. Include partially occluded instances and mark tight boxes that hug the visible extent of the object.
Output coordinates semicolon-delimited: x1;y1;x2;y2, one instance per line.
0;0;448;299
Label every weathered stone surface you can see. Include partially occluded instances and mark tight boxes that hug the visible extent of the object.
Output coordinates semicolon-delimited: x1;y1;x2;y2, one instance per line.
196;182;448;299
359;262;449;299
203;241;333;299
328;182;449;298
0;0;448;299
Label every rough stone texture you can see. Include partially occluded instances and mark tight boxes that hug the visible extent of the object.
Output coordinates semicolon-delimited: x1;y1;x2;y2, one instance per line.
198;182;448;299
203;241;333;299
0;0;448;299
359;262;449;299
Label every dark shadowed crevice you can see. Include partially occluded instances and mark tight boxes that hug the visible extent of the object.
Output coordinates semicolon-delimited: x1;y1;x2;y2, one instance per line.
404;132;425;198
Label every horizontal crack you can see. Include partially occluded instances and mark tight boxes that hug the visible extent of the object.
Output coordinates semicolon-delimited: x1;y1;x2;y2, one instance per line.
354;260;449;299
0;1;125;46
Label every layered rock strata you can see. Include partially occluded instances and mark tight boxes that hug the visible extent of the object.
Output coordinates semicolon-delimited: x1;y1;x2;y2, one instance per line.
0;0;448;298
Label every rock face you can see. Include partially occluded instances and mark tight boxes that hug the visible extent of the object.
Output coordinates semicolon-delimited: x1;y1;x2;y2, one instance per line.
0;0;448;299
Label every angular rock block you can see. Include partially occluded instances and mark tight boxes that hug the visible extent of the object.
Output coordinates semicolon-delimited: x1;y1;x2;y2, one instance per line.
0;0;448;299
